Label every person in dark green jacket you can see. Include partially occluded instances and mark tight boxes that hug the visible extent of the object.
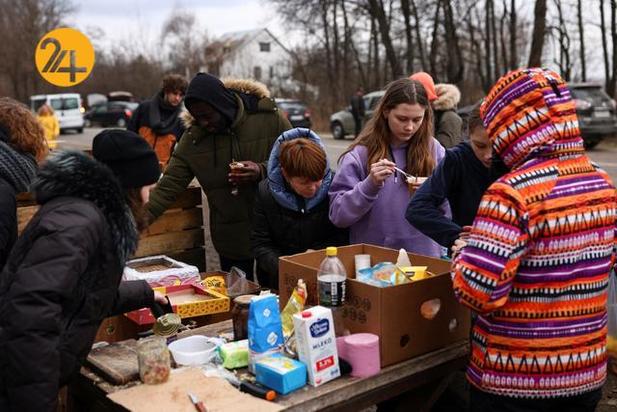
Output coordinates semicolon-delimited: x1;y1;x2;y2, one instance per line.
146;73;291;277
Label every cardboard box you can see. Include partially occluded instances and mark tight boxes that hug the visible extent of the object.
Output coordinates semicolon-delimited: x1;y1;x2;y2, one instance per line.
279;244;470;367
125;284;230;325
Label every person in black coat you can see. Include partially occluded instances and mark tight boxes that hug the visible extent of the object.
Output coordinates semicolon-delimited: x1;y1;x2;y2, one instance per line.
251;128;347;290
406;102;508;252
0;98;47;271
0;130;167;411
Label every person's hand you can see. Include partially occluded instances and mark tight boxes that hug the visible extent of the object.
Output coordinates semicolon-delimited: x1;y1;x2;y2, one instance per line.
369;158;395;186
229;160;262;183
451;238;467;261
154;291;168;305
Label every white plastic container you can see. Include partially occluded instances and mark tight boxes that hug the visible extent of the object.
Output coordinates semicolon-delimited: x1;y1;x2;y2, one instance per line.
123;255;200;287
167;335;218;366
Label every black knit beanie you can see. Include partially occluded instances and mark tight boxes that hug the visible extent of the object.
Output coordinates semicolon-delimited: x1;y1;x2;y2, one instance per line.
92;129;160;189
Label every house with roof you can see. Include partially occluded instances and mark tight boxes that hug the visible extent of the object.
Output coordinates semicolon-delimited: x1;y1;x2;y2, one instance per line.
206;28;295;95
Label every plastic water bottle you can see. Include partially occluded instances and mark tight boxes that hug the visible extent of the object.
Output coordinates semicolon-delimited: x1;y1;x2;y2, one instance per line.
318;247;347;307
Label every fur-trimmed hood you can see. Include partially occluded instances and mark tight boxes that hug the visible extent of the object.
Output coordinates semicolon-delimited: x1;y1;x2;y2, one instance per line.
182;77;272;128
433;84;461;111
31;151;139;266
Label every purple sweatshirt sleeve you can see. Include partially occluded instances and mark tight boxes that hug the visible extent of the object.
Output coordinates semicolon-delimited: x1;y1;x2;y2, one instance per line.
328;148;381;228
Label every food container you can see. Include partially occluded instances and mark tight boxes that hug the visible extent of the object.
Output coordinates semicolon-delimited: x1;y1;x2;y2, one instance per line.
168;335;218;366
125;284;230;325
202;270;261;299
123;255;200;287
406;176;428;193
137;337;171;384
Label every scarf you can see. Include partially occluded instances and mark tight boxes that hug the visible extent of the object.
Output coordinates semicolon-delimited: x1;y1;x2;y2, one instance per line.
0;129;37;193
149;91;183;135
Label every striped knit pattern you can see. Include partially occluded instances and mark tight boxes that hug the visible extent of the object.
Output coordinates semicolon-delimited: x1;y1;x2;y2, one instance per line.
453;68;617;398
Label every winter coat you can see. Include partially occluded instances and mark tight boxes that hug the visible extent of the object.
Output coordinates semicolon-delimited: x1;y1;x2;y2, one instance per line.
433;84;463;149
127;92;185;169
147;78;292;260
37;115;60;149
406;142;506;249
0;151;154;412
329;138;447;257
0;178;16;271
251;128;347;289
452;68;617;399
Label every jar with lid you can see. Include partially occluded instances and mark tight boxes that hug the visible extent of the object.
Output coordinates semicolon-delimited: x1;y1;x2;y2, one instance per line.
232;295;254;341
137;336;170;384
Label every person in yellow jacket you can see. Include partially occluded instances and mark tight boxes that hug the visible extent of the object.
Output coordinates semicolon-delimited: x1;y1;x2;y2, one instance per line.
37;104;60;149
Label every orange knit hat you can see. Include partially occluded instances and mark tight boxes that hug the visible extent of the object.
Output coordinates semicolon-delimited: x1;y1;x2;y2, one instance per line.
409;72;438;102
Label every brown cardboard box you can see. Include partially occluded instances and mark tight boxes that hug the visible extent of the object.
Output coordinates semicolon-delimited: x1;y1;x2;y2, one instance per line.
279;244;470;367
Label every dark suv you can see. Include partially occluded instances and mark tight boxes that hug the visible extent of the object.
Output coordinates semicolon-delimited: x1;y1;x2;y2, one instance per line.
570;83;617;148
84;101;138;128
275;99;311;129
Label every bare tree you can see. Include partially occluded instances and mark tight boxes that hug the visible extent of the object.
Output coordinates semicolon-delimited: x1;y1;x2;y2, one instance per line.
442;0;464;83
610;0;617;97
577;0;586;81
410;0;428;70
401;0;414;74
552;0;572;80
509;0;517;69
600;0;611;93
0;0;75;101
367;0;402;79
161;8;209;77
528;0;547;67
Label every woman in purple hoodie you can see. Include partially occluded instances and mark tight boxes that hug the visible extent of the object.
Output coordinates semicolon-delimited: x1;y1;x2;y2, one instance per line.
328;78;446;257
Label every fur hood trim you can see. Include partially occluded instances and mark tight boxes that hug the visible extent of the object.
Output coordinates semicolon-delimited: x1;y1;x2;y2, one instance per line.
433;84;461;111
31;150;139;266
222;78;270;99
181;78;272;128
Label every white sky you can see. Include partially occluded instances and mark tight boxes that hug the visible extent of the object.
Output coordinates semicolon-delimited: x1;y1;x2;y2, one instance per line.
68;0;291;53
68;0;607;81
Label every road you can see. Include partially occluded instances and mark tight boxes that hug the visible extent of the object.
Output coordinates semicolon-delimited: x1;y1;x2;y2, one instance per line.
57;127;617;182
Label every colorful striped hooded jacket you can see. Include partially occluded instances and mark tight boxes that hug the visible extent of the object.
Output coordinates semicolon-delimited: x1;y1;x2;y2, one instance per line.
452;68;617;398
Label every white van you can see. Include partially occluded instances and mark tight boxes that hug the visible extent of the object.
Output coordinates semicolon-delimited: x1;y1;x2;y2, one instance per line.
30;93;85;133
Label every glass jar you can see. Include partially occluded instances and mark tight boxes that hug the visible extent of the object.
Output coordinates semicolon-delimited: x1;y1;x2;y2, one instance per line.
137;336;170;384
231;295;254;341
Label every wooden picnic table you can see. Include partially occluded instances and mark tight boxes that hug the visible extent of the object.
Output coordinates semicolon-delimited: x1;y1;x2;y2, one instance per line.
70;320;469;412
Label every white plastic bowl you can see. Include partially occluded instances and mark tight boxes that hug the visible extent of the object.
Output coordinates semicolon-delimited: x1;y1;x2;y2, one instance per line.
168;335;217;366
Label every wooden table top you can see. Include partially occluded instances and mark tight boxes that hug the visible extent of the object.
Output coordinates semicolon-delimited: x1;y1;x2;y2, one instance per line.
80;320;469;412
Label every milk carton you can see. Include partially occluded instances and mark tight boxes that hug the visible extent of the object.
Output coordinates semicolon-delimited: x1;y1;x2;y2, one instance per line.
293;306;340;386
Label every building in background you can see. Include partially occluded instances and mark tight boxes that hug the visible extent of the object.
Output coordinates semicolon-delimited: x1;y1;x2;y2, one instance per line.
206;28;296;95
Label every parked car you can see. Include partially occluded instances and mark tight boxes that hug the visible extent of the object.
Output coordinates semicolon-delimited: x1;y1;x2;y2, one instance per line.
84;101;138;128
329;91;384;139
275;98;312;129
30;93;85;133
570;82;617;148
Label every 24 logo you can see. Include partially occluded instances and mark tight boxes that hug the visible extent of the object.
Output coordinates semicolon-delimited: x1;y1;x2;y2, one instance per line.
35;27;95;87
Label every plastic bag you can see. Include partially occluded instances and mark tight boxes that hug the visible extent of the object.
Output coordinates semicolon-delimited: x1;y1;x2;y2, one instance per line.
608;269;617;374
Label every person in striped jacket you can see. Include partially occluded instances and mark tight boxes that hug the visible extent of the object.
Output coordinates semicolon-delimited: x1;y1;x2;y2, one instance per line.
452;67;617;411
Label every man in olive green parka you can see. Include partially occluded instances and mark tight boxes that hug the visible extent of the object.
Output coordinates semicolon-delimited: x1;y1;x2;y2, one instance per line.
146;72;291;277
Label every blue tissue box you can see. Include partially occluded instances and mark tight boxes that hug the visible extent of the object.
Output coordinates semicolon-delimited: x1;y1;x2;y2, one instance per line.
255;354;307;395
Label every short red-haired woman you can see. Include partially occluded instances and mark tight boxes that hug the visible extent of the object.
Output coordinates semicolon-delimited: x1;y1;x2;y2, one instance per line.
251;128;347;290
0;97;48;271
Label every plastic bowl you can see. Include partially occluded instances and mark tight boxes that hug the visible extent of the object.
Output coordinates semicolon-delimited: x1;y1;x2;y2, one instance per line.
168;335;217;366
